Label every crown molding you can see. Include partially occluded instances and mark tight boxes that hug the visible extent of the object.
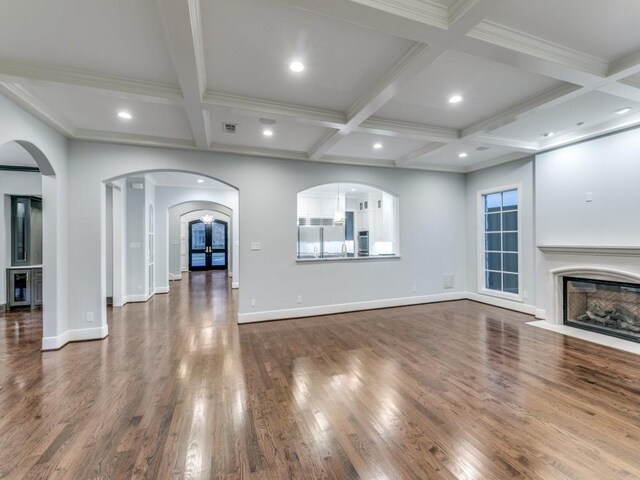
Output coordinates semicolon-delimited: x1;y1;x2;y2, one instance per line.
463;151;529;173
209;142;309;161
348;0;449;29
75;129;197;149
359;117;458;142
462;83;581;138
318;153;397;168
468;21;609;77
473;134;540;152
447;0;479;25
540;110;640;152
606;47;640;79
203;91;346;128
0;59;183;105
0;82;76;136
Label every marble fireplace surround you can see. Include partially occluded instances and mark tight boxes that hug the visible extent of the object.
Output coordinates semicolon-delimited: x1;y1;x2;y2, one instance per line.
529;245;640;355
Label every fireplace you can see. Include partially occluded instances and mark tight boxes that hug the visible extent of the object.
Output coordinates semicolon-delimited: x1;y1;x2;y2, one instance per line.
564;276;640;342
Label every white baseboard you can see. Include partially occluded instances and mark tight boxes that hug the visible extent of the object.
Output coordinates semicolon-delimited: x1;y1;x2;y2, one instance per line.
535;308;546;319
155;286;170;294
42;324;108;351
123;292;153;304
169;273;182;281
237;292;467;324
466;292;537;315
232;281;239;289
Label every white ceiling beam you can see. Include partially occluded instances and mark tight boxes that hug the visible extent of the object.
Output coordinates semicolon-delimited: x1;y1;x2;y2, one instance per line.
395;142;446;166
473;135;539;152
203;91;346;129
75;129;197;149
307;0;505;160
358;117;458;142
155;0;210;149
0;59;183;105
0;82;76;137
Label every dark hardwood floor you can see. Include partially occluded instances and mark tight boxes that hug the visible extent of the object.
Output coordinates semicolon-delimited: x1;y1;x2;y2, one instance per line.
1;271;639;479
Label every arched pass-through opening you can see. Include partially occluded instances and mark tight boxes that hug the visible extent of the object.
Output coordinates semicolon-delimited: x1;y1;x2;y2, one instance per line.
103;170;239;318
0;140;57;350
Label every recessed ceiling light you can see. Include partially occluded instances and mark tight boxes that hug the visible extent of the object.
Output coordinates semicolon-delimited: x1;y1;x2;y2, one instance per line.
458;152;468;158
197;179;205;183
373;142;383;149
117;110;132;120
263;129;274;137
614;107;632;115
448;95;463;104
542;132;555;138
289;61;305;73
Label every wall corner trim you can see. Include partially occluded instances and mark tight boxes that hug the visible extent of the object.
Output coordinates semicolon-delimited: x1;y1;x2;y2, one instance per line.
41;324;109;351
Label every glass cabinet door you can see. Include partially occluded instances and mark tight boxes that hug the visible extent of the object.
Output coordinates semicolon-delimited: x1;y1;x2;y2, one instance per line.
10;270;31;306
12;198;29;265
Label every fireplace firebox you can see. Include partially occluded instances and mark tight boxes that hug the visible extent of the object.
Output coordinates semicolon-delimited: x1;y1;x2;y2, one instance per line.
563;276;640;343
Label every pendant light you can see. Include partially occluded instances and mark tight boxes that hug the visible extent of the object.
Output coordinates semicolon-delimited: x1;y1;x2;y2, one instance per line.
200;213;214;224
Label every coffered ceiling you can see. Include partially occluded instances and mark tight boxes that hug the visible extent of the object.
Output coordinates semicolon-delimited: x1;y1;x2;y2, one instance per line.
1;0;639;173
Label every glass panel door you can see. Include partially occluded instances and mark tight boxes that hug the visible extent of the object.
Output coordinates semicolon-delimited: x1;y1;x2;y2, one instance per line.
189;221;208;270
189;220;228;271
211;220;228;269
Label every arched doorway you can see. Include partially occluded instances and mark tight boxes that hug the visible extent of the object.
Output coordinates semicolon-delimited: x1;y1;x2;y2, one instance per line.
103;170;239;313
0;139;60;350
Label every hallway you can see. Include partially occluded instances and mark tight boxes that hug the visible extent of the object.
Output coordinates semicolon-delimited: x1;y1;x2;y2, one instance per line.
1;272;640;479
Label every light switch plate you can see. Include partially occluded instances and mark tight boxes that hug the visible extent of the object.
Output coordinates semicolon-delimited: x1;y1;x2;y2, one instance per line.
250;242;261;251
586;192;593;202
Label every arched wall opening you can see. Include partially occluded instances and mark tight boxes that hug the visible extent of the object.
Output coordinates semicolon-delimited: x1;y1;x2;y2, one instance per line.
0;140;60;350
167;201;237;287
103;170;239;315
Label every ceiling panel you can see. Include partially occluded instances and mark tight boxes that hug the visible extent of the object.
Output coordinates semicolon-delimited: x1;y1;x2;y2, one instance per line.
0;0;178;85
201;0;414;111
490;91;640;143
0;141;38;168
487;0;640;61
327;132;431;161
208;105;328;152
377;50;561;130
26;83;193;140
415;143;520;168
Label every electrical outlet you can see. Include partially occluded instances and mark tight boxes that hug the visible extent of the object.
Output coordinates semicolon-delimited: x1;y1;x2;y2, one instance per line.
138;284;143;292
585;192;593;202
523;291;529;300
297;295;302;304
411;285;417;293
443;274;454;289
251;298;256;307
86;312;94;323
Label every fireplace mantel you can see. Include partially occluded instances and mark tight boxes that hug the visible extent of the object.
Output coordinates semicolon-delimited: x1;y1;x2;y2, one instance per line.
537;245;640;257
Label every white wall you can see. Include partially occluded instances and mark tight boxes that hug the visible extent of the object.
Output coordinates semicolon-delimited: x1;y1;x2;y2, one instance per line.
0;94;69;349
156;187;239;290
535;127;640;313
465;157;536;310
0;171;42;306
67;141;467;326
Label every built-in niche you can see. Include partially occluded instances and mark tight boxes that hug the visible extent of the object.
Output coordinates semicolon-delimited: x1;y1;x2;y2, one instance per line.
7;196;43;309
297;182;398;260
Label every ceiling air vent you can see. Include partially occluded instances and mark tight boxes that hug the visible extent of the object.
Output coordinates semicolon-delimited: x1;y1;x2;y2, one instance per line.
222;122;237;134
476;146;490;151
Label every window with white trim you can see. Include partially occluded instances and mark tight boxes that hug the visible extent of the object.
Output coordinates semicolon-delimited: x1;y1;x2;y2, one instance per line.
482;189;518;294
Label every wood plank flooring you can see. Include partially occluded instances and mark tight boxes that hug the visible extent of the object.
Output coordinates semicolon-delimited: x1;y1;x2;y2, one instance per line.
1;271;639;479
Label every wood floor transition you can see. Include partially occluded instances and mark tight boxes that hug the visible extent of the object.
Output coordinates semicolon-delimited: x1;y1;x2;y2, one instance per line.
0;271;639;479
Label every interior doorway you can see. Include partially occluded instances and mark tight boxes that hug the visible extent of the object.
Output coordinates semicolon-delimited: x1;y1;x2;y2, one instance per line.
189;218;228;271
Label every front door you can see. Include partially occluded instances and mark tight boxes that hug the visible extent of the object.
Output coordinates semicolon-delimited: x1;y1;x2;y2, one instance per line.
189;220;228;271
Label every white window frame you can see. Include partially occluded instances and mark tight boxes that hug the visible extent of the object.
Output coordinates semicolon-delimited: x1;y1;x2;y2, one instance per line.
477;184;523;302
